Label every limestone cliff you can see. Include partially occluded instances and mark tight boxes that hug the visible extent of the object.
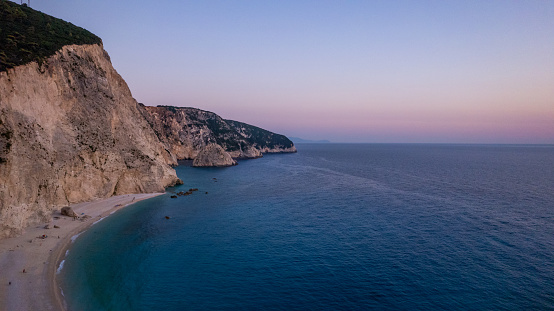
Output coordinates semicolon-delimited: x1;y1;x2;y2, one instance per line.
0;44;181;238
193;144;237;167
143;105;296;161
0;1;296;238
224;119;298;154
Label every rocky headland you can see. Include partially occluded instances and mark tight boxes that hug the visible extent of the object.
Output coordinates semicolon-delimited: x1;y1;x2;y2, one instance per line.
143;105;296;162
0;1;295;238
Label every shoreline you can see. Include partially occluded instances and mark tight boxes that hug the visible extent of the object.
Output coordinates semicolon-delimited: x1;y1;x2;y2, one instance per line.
0;193;164;311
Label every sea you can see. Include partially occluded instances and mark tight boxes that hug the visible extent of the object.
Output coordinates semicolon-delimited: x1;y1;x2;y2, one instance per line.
59;144;554;310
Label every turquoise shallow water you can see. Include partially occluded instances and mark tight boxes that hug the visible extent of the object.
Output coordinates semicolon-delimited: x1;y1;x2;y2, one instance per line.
60;144;554;310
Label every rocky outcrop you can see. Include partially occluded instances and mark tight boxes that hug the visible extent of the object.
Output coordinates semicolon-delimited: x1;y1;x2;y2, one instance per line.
143;106;296;161
224;119;298;154
192;144;237;167
141;106;223;160
0;44;181;238
60;206;77;218
238;145;263;158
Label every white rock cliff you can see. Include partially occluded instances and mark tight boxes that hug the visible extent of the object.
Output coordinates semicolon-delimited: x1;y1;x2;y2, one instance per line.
0;44;181;238
143;106;296;161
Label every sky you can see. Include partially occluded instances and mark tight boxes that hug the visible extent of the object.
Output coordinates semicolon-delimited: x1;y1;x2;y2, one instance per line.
27;0;554;143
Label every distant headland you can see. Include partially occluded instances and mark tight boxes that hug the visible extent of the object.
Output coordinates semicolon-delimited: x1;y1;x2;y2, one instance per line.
290;137;331;144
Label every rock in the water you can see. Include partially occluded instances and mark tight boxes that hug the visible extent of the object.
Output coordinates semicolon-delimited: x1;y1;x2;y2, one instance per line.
192;144;237;167
61;206;77;217
238;146;263;159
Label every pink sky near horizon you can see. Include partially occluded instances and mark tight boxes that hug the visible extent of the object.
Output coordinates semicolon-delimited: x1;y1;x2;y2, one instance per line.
228;106;553;144
167;65;553;143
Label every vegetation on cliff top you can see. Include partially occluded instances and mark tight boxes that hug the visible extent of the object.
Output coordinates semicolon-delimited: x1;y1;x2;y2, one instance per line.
0;0;101;72
225;119;295;149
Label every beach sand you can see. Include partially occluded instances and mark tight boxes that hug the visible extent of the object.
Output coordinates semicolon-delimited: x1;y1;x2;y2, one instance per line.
0;193;164;311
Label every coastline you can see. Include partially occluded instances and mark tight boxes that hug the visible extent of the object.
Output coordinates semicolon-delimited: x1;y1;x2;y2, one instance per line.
0;193;164;311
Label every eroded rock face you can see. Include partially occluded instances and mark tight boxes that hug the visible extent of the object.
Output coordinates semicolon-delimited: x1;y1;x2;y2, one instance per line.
224;119;297;154
143;106;296;161
192;144;237;167
239;146;263;159
141;106;226;160
0;44;181;238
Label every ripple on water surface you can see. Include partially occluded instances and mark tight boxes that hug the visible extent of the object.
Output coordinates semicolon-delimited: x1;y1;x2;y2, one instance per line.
60;144;554;310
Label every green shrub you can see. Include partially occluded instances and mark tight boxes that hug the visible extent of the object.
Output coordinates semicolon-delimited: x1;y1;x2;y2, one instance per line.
0;0;102;72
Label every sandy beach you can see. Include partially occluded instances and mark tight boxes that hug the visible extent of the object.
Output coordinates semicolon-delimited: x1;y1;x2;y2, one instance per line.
0;193;164;311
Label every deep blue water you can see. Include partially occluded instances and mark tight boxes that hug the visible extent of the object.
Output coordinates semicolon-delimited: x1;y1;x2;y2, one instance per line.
60;144;554;310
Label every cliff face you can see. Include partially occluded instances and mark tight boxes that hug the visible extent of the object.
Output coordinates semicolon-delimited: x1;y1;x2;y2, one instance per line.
0;44;181;238
143;106;296;161
224;119;298;154
193;144;237;167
